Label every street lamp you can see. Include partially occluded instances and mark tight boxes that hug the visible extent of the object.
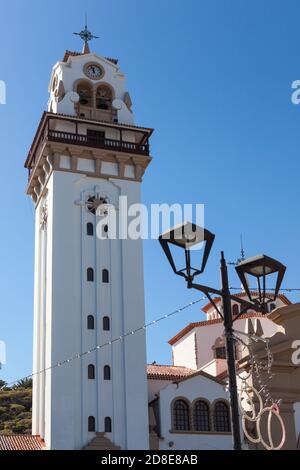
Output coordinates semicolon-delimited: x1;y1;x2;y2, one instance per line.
236;254;286;310
159;222;286;451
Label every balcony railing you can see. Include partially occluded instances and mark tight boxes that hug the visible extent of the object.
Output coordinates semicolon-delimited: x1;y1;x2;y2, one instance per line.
48;130;150;156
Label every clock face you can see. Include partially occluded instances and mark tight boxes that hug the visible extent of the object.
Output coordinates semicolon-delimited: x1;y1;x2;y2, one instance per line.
84;63;104;80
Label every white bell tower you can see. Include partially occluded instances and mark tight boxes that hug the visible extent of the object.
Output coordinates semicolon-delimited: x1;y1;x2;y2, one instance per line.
26;29;152;450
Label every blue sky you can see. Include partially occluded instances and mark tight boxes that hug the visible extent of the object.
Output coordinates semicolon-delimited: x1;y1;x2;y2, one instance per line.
1;0;300;383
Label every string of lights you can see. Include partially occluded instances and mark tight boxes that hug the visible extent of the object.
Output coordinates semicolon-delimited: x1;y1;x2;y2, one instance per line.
2;297;207;389
229;287;300;292
3;286;299;389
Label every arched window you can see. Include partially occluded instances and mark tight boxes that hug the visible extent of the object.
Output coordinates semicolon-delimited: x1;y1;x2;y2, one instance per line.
88;364;95;380
105;417;112;433
87;268;94;282
213;401;231;432
104;365;111;380
77;81;93;107
232;304;239;316
88;416;95;432
102;269;109;283
87;315;95;330
96;85;112;110
269;303;276;312
103;316;110;331
193;400;210;432
173;399;190;431
87;223;94;236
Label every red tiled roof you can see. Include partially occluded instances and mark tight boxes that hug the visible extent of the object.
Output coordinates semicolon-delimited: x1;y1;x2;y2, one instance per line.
0;435;45;451
147;364;225;385
63;50;118;64
147;364;194;380
202;292;291;313
168;312;271;346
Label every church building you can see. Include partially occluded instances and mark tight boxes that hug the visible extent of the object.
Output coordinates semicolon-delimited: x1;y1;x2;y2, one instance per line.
25;30;152;450
1;28;300;452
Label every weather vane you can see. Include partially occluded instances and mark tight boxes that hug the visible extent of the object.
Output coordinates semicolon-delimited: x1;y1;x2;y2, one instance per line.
74;15;99;53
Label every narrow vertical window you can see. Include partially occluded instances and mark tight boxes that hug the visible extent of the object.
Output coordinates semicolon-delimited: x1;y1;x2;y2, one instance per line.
102;269;109;283
173;399;190;431
87;268;94;282
104;417;112;433
103;316;110;331
87;315;95;330
193;400;210;432
232;304;239;316
88;364;95;380
87;223;94;236
213;402;231;432
88;416;95;432
104;365;111;380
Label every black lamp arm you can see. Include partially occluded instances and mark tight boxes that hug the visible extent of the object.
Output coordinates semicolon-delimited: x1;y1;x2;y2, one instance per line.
187;280;263;322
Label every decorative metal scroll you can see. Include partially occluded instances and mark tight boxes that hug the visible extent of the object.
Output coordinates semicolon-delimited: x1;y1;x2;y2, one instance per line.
231;330;286;451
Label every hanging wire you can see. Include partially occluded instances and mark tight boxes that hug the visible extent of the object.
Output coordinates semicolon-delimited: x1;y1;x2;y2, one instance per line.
2;297;207;389
229;287;300;292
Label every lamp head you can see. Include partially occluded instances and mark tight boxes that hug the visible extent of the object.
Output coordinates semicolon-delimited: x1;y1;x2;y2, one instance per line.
159;222;215;282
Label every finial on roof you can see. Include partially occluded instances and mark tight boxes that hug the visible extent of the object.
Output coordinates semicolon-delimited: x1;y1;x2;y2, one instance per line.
239;234;245;262
227;234;246;267
73;14;99;54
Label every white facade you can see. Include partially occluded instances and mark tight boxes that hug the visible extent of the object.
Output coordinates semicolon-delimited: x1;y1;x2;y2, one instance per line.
171;295;287;374
146;295;292;450
29;47;152;450
48;52;134;125
158;375;233;451
148;370;233;451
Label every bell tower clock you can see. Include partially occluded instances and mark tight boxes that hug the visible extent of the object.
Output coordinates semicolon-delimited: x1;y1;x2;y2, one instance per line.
25;27;153;450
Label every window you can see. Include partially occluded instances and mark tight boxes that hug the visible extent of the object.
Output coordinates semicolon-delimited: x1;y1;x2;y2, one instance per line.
232;304;239;316
104;365;111;381
87;129;105;144
77;81;93;107
96;85;112;110
193;400;210;432
88;416;95;432
87;315;95;330
87;268;94;282
87;223;94;236
103;316;110;331
213;402;231;432
216;346;226;359
88;364;95;380
105;417;112;433
269;303;276;312
102;269;109;283
173;399;190;431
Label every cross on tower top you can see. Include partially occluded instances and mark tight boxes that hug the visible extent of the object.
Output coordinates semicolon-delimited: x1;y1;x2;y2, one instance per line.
73;16;99;54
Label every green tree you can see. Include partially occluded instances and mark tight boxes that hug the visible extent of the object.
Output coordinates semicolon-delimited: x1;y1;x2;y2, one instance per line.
0;380;7;390
13;378;32;390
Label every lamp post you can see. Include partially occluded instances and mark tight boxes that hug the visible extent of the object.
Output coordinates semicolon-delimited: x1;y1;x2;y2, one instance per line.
159;222;286;451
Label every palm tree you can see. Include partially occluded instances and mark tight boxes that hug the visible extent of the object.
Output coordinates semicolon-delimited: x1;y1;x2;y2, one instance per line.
13;378;32;390
0;379;7;390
